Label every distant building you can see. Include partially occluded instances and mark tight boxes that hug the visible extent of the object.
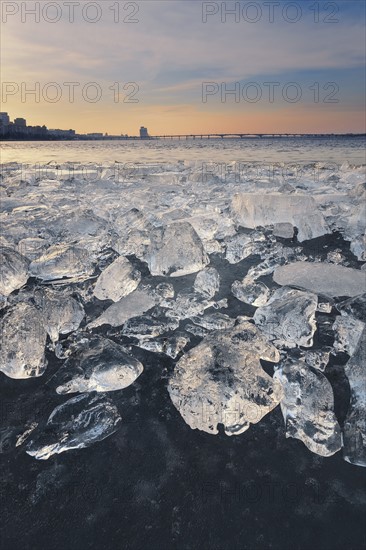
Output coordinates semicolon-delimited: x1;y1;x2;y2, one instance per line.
87;132;103;138
14;117;26;127
48;129;76;138
140;126;149;138
0;112;10;127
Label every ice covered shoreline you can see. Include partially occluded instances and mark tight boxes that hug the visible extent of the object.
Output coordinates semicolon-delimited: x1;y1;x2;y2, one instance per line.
0;157;365;465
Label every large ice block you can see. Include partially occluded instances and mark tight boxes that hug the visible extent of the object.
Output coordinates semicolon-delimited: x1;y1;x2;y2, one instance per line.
168;322;282;436
274;356;342;457
273;262;365;298
232;193;330;242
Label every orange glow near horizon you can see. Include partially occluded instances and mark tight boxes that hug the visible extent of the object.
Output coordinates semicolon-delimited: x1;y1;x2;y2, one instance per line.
1;1;365;136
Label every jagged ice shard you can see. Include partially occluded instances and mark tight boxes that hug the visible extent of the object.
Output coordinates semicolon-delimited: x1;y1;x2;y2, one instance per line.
26;393;122;460
56;335;143;394
168;322;283;436
93;256;141;302
147;222;209;276
88;284;173;329
273;357;342;457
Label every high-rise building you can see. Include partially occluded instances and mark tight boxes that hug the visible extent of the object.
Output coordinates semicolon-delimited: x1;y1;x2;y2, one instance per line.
0;112;10;127
140;126;149;138
14;117;26;127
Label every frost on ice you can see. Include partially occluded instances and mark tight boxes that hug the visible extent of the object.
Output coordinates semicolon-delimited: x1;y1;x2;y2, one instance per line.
231;193;329;242
56;335;143;394
168;322;283;436
29;244;94;282
93;256;141;302
273;262;366;298
26;393;121;460
34;288;85;343
0;247;29;296
253;287;318;348
147;221;209;276
273;356;342;457
0;303;47;379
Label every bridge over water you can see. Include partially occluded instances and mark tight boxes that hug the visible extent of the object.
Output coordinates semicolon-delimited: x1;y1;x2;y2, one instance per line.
139;133;364;140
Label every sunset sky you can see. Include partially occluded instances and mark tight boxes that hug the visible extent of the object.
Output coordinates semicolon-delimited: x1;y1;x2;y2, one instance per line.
1;0;365;135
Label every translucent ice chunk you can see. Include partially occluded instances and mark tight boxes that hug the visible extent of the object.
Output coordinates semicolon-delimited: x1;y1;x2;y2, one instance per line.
168;322;282;436
88;286;162;329
303;349;331;372
350;234;366;262
137;333;190;358
113;207;150;237
0;247;29;296
56;335;143;394
26;393;121;460
231;280;270;307
225;233;256;264
273;357;341;457
93;256;141;302
191;312;235;331
273;223;294;239
253;287;317;348
184;323;209;338
193;267;220;298
113;229;150;260
336;294;366;322
34;288;85;343
17;238;48;261
332;316;365;356
326;250;346;264
29;244;94;282
164;290;215;321
122;315;179;340
343;327;366;467
232;193;330;242
0;303;47;379
273;262;365;298
147;222;209;277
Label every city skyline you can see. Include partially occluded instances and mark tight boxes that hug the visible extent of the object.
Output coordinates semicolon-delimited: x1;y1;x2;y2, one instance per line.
1;1;365;135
